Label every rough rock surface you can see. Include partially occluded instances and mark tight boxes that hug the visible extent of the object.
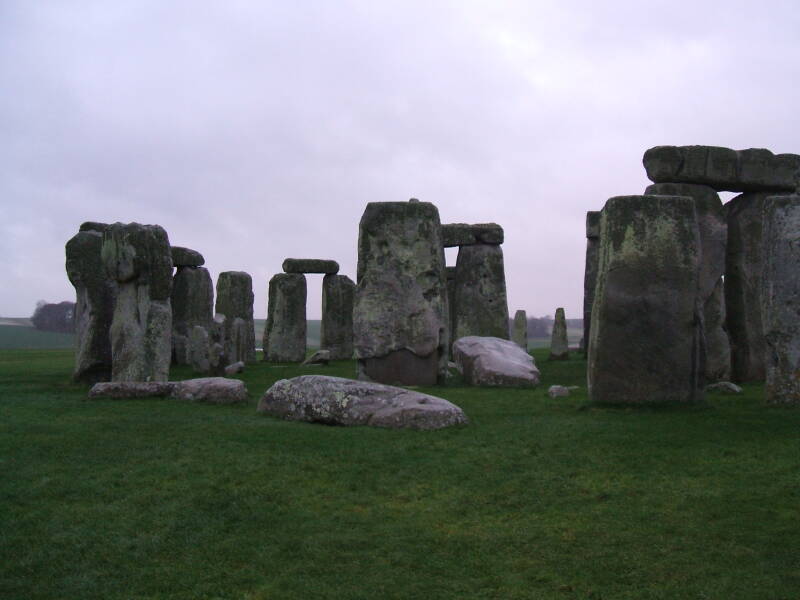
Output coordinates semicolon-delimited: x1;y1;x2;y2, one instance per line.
264;273;307;362
646;182;730;381
224;360;245;375
725;192;774;382
446;266;457;353
452;336;540;387
761;195;800;404
353;201;449;385
215;271;256;363
320;274;355;360
171;246;205;267
548;385;570;398
441;223;504;247
549;307;569;360
582;211;601;354
79;222;110;233
704;381;742;394
453;244;509;341
257;375;468;430
66;228;117;382
101;222;173;382
171;266;213;365
587;195;704;405
88;381;175;398
302;349;330;365
643;145;800;192
188;325;211;373
172;377;248;404
511;309;528;349
282;258;339;274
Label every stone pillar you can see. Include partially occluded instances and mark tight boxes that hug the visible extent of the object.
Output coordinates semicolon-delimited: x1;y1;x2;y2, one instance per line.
446;266;457;350
646;182;730;382
761;195;800;404
453;244;509;341
588;195;704;405
354;200;449;385
65;222;116;383
549;307;569;360
264;273;307;362
215;271;256;364
321;274;355;360
171;253;213;365
101;222;173;382
511;309;527;349
582;211;601;355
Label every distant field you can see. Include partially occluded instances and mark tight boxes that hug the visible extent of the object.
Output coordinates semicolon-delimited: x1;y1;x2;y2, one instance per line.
0;324;75;350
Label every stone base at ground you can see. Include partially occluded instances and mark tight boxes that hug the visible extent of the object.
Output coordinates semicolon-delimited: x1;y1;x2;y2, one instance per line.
452;336;540;387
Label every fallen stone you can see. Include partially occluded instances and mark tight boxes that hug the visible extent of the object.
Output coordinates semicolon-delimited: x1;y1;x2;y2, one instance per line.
453;244;509;341
224;361;245;375
172;377;248;404
171;246;205;267
282;258;339;274
511;310;528;349
549;307;569;360
704;381;743;394
88;381;175;399
257;375;468;430
320;274;355;360
441;223;504;247
452;336;540;387
548;385;570;398
302;349;330;365
263;273;307;362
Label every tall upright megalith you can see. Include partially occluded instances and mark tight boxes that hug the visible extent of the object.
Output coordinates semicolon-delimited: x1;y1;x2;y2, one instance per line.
582;211;601;354
511;310;527;349
264;273;307;362
101;222;173;382
761;195;800;404
354;201;449;385
215;271;256;364
321;274;355;360
549;307;569;360
65;222;116;382
170;247;213;365
588;195;704;405
452;244;509;340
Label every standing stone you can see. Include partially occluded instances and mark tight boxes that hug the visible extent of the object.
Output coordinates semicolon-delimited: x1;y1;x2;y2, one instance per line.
209;314;227;376
453;244;509;341
588;195;704;405
761;195;800;404
511;310;528;349
549;308;569;360
646;182;730;381
353;201;449;385
725;192;774;382
582;211;601;354
446;266;457;350
101;223;173;382
215;271;255;364
321;274;355;360
263;273;307;362
65;225;116;382
188;325;210;374
171;266;213;365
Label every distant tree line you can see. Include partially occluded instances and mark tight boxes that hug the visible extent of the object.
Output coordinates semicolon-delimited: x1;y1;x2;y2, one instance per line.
31;301;75;333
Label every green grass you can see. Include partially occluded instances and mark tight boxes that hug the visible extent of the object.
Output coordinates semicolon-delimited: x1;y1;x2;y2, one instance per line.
1;349;799;599
0;324;75;350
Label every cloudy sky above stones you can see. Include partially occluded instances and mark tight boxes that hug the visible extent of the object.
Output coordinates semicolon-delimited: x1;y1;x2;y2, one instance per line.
2;1;799;319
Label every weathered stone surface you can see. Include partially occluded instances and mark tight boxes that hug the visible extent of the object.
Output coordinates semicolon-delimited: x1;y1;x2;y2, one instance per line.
646;183;730;381
511;310;527;349
302;349;330;365
548;385;570;398
441;223;504;247
88;381;175;399
224;361;245;375
452;336;540;387
215;271;255;363
188;325;211;373
79;221;110;233
66;229;117;383
101;223;173;382
725;192;774;382
257;375;468;430
171;246;205;267
549;307;569;360
172;377;248;404
208;314;228;376
761;195;800;404
587;195;704;405
453;244;509;342
320;274;355;360
582;211;601;354
171;266;213;365
704;381;742;394
643;145;800;192
263;273;307;362
282;258;339;274
354;201;449;385
446;266;457;353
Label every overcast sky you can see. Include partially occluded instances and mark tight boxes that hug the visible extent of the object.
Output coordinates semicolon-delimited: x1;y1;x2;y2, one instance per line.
2;1;799;319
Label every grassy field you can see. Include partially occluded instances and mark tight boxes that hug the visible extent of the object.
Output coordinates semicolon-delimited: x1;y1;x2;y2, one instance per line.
1;348;798;599
0;324;76;350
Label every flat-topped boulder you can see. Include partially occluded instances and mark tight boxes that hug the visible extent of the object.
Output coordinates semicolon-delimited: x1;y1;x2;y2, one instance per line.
452;336;540;387
257;375;468;430
282;258;339;274
89;377;247;404
643;145;800;192
441;223;504;247
171;246;205;267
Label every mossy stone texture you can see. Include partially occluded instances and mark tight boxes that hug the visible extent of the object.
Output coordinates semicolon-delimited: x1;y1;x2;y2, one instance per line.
549;307;569;360
215;271;255;364
511;309;527;349
282;258;339;274
582;210;601;354
264;273;307;362
320;274;355;360
171;266;213;365
441;223;504;247
453;244;509;342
